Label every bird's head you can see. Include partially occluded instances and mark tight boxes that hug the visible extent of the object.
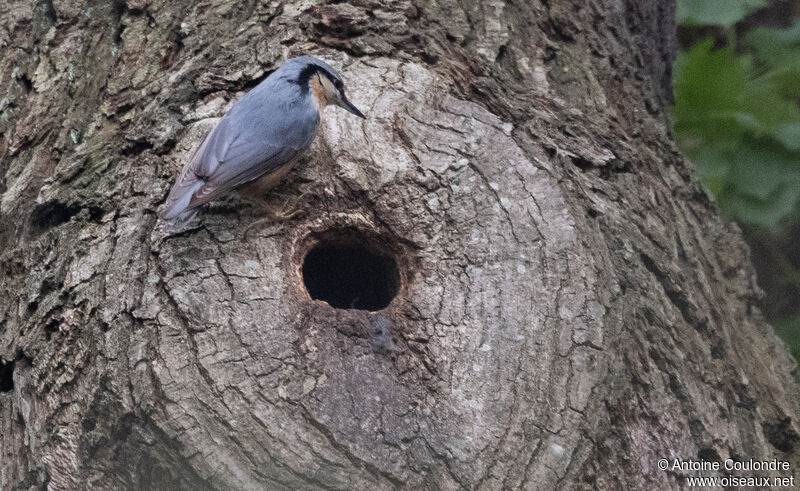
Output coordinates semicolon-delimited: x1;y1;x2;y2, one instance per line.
291;57;365;118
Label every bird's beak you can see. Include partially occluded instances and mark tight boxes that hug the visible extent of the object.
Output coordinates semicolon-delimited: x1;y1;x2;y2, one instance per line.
341;96;365;118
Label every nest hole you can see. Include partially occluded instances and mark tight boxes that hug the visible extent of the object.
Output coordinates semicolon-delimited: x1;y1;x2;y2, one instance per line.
302;233;400;311
0;359;14;393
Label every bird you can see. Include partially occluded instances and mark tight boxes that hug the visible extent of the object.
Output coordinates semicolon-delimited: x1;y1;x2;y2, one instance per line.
159;56;364;235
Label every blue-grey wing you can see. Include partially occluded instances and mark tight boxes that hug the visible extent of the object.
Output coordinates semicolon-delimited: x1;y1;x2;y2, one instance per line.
161;110;316;218
187;139;298;209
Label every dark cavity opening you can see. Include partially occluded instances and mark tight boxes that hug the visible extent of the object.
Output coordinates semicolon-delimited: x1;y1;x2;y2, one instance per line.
302;239;400;311
0;359;14;393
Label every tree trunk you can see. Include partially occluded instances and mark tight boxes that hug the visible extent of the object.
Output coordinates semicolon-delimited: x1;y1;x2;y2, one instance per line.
1;0;798;489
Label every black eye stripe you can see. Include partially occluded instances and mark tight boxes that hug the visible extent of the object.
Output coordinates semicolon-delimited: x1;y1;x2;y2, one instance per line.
297;64;345;93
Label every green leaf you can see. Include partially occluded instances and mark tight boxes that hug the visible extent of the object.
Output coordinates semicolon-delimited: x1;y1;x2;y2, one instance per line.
677;0;766;26
686;144;730;195
773;122;800;151
726;139;797;200
673;25;800;230
674;39;748;116
745;20;800;99
774;314;800;363
732;112;768;132
674;38;800;145
693;138;800;228
745;19;800;65
673;39;751;143
721;184;800;227
741;80;800;130
761;61;800;99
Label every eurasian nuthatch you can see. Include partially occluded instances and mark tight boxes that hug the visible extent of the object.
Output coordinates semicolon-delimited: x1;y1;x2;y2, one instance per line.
160;56;364;232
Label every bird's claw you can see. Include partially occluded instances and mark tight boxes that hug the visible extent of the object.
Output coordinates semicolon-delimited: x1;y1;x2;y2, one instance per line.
275;191;309;219
244;192;309;240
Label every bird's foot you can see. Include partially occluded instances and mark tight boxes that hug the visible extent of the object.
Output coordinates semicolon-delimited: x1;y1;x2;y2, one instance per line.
276;190;310;220
244;192;308;240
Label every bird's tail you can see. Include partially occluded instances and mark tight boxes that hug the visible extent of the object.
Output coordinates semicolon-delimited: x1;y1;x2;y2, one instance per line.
158;207;201;237
155;176;205;239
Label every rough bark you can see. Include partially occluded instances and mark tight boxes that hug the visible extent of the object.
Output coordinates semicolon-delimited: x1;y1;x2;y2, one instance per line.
1;0;798;489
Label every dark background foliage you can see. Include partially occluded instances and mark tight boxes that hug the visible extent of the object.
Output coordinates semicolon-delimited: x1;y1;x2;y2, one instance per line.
674;0;800;360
